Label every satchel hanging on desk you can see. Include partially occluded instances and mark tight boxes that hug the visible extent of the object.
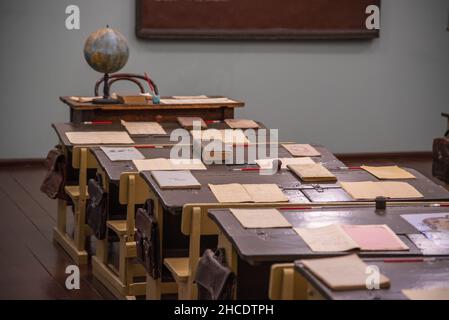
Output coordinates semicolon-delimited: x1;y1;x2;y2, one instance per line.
135;199;161;279
194;248;236;300
432;137;449;182
40;145;69;200
86;174;108;240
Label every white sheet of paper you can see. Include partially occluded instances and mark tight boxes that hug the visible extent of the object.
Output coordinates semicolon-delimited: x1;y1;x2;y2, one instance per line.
160;97;236;105
100;147;144;161
133;158;206;172
230;208;292;228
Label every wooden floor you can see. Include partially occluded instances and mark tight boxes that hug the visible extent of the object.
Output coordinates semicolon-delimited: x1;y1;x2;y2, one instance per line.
0;154;444;299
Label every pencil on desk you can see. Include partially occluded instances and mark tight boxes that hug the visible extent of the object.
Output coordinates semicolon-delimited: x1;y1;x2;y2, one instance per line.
134;145;165;149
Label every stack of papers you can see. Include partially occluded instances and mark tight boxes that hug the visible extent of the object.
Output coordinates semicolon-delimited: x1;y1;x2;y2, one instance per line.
121;120;166;135
340;181;423;200
177;117;207;129
209;183;288;203
361;165;416;180
224;119;260;129
294;224;409;252
230;208;292;228
151;170;201;190
65;132;134;145
288;163;337;182
300;254;390;291
133;158;207;171
282;144;321;157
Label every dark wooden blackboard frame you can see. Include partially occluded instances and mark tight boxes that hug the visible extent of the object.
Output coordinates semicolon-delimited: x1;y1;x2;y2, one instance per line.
136;0;380;40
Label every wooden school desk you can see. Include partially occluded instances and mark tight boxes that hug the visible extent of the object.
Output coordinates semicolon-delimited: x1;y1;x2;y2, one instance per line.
207;205;449;299
294;257;449;300
60;96;245;124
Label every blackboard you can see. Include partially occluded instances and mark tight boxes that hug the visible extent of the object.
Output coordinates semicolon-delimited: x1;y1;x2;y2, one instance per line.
136;0;380;40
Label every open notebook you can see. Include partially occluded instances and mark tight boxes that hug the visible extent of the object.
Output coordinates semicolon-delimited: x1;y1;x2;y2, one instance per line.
300;254;390;291
340;181;423;200
361;165;416;180
209;183;288;203
295;224;409;252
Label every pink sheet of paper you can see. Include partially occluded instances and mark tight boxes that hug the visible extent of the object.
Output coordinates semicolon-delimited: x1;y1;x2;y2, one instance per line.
341;224;409;251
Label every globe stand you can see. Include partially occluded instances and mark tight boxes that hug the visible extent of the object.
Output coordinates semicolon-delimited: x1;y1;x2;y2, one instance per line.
93;73;120;104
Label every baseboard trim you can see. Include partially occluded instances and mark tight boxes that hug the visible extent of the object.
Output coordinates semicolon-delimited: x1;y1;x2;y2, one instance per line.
0;158;46;168
336;151;432;160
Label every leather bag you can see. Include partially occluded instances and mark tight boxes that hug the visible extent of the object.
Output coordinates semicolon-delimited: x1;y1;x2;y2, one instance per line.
432;137;449;182
40;145;68;200
135;199;161;279
86;174;108;239
194;248;236;300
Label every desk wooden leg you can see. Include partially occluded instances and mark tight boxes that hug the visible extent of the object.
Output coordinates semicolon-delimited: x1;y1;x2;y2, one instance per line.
53;199;88;265
292;269;308;300
74;199;88;252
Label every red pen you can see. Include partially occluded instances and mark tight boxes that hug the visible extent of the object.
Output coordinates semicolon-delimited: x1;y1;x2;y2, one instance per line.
232;168;261;171
83;121;113;125
134;145;165;149
383;258;436;263
279;207;314;211
205;120;221;124
339;166;362;170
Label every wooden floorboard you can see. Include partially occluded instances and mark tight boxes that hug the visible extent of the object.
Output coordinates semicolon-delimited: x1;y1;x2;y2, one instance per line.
0;155;445;299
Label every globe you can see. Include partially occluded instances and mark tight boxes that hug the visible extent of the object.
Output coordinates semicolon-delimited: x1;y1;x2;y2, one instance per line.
83;26;129;74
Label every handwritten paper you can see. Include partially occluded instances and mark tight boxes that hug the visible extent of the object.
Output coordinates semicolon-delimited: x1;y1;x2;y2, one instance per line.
340;181;423;200
300;254;390;291
295;224;359;252
100;147;144;161
230;208;292;228
282;144;321;157
65;132;134;145
121;120;166;135
361;165;416;180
